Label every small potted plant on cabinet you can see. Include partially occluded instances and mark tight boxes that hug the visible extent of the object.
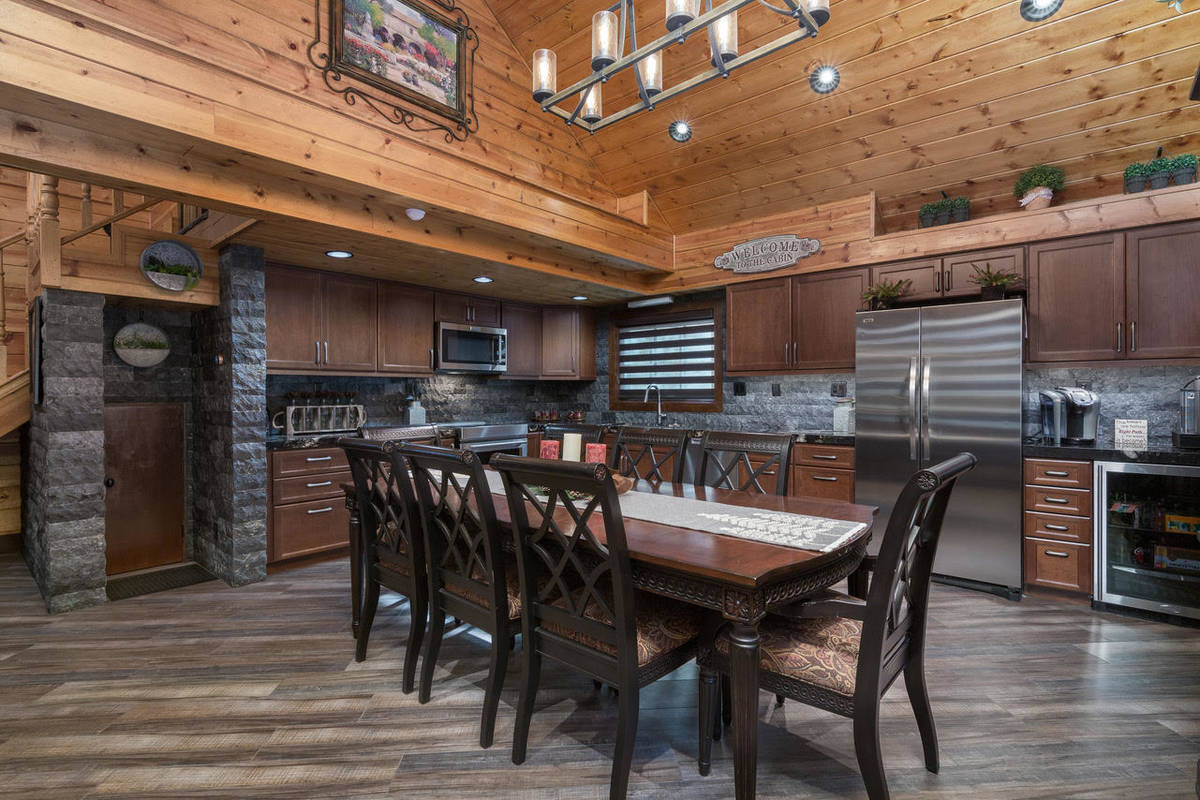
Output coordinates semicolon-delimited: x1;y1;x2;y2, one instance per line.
1146;156;1174;190
862;278;912;310
1014;164;1066;211
969;264;1023;301
1171;153;1198;186
918;201;938;228
1123;161;1151;193
951;196;970;222
933;198;953;226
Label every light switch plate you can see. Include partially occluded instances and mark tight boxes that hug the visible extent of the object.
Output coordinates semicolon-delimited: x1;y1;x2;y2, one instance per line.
831;381;848;397
771;383;782;397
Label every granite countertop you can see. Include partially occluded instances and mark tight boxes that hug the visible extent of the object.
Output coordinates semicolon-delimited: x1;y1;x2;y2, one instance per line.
794;430;855;446
1023;437;1200;467
265;433;357;451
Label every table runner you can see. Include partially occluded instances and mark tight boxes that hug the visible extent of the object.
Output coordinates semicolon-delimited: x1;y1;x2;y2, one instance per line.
482;471;866;553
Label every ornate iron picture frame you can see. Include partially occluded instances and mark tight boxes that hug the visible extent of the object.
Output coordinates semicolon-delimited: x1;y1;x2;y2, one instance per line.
308;0;478;142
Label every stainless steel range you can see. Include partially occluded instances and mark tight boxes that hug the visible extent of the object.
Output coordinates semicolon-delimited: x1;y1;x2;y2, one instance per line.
450;423;529;461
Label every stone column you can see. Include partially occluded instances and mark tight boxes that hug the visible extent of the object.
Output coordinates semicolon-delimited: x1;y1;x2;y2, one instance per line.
23;288;107;613
192;245;267;586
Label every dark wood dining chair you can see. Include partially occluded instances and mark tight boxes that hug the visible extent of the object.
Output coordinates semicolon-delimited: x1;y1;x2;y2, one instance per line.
340;439;427;694
697;453;978;799
542;423;607;445
401;442;521;749
696;430;794;496
610;426;689;484
491;455;702;800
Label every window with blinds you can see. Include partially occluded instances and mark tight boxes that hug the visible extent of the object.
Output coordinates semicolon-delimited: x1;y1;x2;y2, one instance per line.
614;311;719;405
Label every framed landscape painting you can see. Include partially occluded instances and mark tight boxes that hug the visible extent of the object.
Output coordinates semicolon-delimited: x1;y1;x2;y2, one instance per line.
333;0;468;121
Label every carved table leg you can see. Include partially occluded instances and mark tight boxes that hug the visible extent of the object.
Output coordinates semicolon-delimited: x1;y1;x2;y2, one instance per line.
728;622;760;800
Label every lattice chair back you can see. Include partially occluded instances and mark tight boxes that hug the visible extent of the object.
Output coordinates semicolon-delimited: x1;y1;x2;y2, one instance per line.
491;455;637;672
402;443;509;624
697;430;795;495
611;426;689;485
542;423;606;445
341;438;424;570
858;453;977;696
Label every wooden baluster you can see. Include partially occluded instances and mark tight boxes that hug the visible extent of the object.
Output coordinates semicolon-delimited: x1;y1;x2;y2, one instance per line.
80;183;93;229
37;176;61;289
111;189;124;215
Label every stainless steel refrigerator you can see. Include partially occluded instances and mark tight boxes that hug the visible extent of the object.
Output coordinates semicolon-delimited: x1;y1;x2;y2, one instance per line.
855;299;1024;595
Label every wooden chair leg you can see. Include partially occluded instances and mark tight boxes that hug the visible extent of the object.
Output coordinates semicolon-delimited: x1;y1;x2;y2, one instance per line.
697;669;718;777
354;579;380;662
480;634;510;749
610;684;640;800
904;658;939;774
401;591;426;695
418;601;446;704
349;531;362;639
848;558;873;600
853;700;890;800
512;645;541;765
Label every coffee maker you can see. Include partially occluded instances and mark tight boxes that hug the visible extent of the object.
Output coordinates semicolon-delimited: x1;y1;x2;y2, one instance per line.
1040;387;1100;446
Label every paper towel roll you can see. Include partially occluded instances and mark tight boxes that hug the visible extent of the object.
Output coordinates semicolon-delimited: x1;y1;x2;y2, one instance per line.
562;433;583;462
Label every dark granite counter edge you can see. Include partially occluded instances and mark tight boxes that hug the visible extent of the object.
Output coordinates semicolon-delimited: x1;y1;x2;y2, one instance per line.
1023;443;1200;467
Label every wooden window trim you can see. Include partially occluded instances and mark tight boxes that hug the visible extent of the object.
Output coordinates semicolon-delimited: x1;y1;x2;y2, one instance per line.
608;299;724;414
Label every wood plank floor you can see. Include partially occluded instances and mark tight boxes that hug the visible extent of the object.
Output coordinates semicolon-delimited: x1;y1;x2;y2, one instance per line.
1;553;1197;799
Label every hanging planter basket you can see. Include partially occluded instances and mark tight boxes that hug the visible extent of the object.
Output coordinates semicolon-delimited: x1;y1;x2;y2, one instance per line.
139;240;204;292
113;322;170;368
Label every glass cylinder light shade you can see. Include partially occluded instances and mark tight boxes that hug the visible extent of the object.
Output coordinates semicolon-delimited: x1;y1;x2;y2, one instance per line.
637;51;664;96
665;0;701;31
531;49;557;103
710;10;738;65
591;10;619;71
581;84;603;123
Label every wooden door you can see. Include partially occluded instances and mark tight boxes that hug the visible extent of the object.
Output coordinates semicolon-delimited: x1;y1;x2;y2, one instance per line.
871;258;943;301
469;297;502;327
378;282;435;374
1028;234;1124;362
1125;221;1200;359
502;302;541;379
943;247;1026;299
265;265;322;371
541;307;580;377
726;278;791;373
103;403;185;575
791;268;867;370
322;274;378;371
434;292;472;324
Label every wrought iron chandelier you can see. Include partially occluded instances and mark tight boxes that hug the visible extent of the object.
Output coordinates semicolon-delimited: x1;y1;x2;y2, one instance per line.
531;0;830;133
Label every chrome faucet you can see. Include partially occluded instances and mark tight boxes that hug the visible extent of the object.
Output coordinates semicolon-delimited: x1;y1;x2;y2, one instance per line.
643;384;668;426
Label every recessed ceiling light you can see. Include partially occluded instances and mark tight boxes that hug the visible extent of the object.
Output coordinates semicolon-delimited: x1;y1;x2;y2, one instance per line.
325;250;353;259
1019;0;1062;21
809;65;840;94
405;207;426;221
668;120;692;143
473;275;494;284
572;295;589;301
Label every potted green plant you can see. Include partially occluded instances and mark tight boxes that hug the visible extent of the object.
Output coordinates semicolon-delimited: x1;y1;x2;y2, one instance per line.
862;278;912;310
143;255;201;291
918;201;938;228
969;264;1023;301
1170;153;1198;185
1014;164;1066;211
1123;162;1151;193
1146;156;1174;190
951;196;970;223
934;197;953;226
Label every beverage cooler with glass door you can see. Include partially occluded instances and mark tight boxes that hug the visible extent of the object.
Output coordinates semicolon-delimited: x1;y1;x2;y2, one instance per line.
1095;461;1200;621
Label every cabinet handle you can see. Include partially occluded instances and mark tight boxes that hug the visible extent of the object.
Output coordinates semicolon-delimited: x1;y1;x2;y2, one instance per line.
306;456;334;462
315;340;321;364
306;481;333;488
307;506;334;515
1130;321;1137;352
1045;523;1070;532
793;341;798;365
1044;549;1070;558
323;341;329;364
945;269;951;291
1115;322;1122;353
784;342;789;364
812;475;839;482
935;271;941;293
812;454;839;460
1044;470;1070;477
1043;496;1070;505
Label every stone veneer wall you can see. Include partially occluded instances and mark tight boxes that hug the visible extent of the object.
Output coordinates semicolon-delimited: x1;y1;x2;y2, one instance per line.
192;245;267;586
23;289;107;613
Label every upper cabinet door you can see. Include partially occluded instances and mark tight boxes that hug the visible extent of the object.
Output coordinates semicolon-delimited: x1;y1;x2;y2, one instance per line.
265;265;323;371
541;307;580;377
1028;234;1124;362
943;247;1026;299
502;302;541;379
378;282;435;374
726;278;792;373
791;268;868;370
434;292;472;324
871;258;943;301
322;275;378;371
470;297;502;327
1125;221;1200;360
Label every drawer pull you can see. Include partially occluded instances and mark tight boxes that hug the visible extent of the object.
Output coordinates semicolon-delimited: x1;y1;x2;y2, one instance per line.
812;475;839;482
1043;496;1070;505
307;506;334;515
811;454;839;460
1044;549;1070;558
306;481;333;488
305;456;334;462
1043;470;1070;477
1044;523;1070;532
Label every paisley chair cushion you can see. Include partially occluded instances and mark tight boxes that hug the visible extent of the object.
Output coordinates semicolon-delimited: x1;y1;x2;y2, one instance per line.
716;616;862;697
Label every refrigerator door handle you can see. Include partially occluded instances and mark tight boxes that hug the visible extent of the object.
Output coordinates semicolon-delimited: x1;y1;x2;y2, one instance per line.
920;356;932;461
907;356;919;461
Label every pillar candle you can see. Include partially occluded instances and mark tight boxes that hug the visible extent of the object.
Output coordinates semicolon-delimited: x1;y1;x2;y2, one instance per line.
585;443;607;465
562;433;583;462
539;440;560;460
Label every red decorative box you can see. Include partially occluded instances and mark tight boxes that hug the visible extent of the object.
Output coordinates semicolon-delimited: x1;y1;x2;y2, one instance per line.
585;443;607;465
539;440;560;460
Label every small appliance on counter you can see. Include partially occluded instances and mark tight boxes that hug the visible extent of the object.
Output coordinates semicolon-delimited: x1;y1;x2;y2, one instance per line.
1175;376;1200;449
404;384;426;426
271;400;366;437
1039;387;1100;446
832;398;855;434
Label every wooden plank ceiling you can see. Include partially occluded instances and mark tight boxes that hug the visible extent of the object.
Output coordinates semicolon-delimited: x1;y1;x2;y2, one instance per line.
490;0;1200;233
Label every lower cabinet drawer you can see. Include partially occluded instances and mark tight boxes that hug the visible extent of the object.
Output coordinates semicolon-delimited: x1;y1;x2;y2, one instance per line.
1024;485;1091;517
1023;511;1092;544
271;497;350;562
272;448;349;478
792;466;855;502
1024;538;1092;595
273;471;351;505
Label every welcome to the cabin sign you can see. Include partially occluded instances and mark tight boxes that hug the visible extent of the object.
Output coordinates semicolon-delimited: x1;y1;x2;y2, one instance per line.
713;235;822;274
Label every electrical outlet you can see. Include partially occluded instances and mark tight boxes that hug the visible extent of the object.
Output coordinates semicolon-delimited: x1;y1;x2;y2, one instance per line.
831;381;848;397
771;383;782;397
733;381;746;397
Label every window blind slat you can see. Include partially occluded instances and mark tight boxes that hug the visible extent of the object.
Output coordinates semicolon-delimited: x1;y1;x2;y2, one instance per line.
614;311;717;405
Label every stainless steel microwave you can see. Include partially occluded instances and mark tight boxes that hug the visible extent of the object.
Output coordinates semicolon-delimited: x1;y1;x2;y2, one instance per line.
436;322;507;373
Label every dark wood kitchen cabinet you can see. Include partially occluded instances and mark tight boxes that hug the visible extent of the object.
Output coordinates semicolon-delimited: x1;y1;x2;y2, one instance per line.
1027;234;1125;363
541;307;595;380
942;247;1025;298
870;258;943;301
435;292;501;327
726;277;791;373
791;268;867;370
322;275;377;371
268;447;351;564
265;265;376;373
501;301;542;379
377;282;435;374
1124;221;1200;359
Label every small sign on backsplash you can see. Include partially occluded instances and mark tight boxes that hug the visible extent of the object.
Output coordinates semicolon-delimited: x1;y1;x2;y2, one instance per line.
1114;418;1148;451
713;235;822;274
